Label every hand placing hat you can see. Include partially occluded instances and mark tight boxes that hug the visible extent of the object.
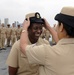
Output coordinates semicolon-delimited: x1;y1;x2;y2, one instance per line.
22;18;30;31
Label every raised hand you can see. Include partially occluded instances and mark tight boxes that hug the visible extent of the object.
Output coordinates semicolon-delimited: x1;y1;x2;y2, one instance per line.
22;18;30;30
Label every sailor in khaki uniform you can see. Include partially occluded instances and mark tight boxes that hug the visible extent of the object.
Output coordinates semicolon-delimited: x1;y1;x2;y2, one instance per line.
0;27;1;50
11;23;17;46
51;24;57;45
45;29;51;42
0;23;7;50
6;12;49;75
6;24;11;47
0;34;1;50
40;27;46;39
20;7;74;75
16;24;22;40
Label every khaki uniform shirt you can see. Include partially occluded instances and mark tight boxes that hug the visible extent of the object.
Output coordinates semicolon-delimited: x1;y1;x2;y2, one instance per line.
0;27;7;37
16;28;22;36
45;30;50;37
0;27;1;47
45;29;51;41
40;27;46;38
6;38;49;75
0;27;6;34
0;27;1;38
11;27;17;36
25;38;74;75
6;27;12;37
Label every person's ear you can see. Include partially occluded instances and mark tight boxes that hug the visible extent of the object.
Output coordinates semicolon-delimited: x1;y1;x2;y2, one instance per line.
59;23;64;32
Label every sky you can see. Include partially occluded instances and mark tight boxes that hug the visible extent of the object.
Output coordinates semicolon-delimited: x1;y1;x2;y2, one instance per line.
0;0;74;26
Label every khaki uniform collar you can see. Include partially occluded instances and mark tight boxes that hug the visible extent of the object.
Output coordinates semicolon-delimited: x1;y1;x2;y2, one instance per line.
28;37;42;45
57;38;74;45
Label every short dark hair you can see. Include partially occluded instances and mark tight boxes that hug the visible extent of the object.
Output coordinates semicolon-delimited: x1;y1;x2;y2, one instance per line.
58;21;74;37
7;24;10;26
